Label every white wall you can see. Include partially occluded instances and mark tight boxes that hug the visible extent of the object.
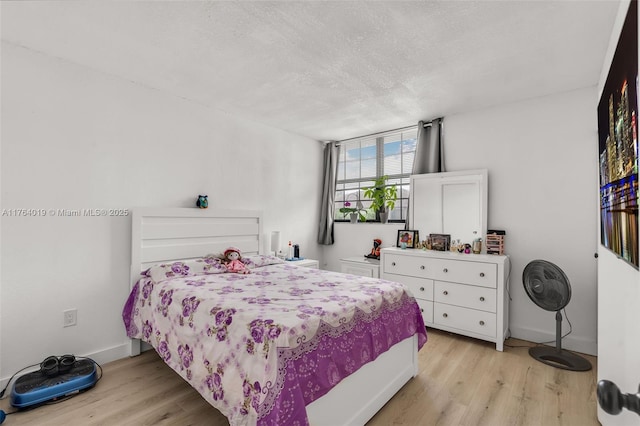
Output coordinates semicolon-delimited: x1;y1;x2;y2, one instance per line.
0;41;323;382
324;87;599;356
596;1;640;424
445;88;599;356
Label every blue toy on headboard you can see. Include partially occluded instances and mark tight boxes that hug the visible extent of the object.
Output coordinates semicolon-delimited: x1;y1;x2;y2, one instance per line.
196;195;208;209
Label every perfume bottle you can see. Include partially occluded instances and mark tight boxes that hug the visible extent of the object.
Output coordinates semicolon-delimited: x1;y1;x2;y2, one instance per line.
472;238;482;254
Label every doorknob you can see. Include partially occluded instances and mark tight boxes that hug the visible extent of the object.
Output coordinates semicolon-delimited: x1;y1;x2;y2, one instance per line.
597;380;640;416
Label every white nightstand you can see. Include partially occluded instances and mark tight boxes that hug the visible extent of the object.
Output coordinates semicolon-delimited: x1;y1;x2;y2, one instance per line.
286;259;319;269
339;256;380;278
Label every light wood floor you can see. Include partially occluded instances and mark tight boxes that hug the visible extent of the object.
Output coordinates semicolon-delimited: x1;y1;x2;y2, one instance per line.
0;329;599;425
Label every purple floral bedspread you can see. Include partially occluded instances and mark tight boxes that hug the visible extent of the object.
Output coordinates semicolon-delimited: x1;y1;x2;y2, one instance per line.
123;257;427;426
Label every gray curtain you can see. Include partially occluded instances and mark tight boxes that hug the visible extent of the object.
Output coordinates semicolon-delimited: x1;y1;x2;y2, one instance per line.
318;142;340;245
406;118;444;229
413;117;444;175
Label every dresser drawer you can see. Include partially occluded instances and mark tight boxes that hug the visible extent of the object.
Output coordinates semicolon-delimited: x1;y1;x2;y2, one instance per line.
429;259;497;288
433;303;496;338
383;273;433;301
384;254;434;278
415;299;434;324
434;281;497;313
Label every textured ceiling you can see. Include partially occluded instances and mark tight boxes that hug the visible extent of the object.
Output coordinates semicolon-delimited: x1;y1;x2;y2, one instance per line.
1;1;620;141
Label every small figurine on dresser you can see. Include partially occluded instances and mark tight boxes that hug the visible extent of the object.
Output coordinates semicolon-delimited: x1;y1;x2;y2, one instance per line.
365;239;382;259
223;247;250;274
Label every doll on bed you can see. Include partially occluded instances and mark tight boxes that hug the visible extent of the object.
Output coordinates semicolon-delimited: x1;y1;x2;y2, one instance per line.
223;247;250;274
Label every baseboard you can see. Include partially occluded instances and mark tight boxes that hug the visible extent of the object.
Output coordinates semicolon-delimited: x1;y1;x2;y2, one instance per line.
83;343;132;366
509;325;597;356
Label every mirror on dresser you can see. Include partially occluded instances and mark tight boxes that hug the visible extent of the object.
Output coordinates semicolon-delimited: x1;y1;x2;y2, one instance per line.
409;169;488;247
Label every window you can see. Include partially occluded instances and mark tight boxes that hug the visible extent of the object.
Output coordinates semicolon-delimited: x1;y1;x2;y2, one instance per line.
335;127;418;222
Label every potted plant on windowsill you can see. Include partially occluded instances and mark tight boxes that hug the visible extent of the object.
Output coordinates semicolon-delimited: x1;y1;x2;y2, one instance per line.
363;175;398;223
339;200;367;223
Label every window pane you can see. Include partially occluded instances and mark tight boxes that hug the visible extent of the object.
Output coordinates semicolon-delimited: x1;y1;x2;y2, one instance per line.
387;177;402;187
345;159;360;180
360;138;377;161
400;199;410;221
337;160;345;180
399;183;410;201
383;135;401;176
342;140;361;180
389;205;401;221
402;134;418;148
361;159;376;179
344;181;360;190
344;191;360;203
334;126;419;221
384;130;417;177
402;152;416;175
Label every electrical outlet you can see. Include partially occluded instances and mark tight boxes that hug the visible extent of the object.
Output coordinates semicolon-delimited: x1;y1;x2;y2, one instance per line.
63;309;77;327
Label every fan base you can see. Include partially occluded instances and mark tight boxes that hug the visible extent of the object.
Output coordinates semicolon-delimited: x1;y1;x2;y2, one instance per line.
529;346;592;371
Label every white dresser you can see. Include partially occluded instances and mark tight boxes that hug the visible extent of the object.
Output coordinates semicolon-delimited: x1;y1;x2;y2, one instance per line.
380;247;509;351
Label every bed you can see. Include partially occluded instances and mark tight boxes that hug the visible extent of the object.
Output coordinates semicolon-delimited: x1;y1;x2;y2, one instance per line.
122;208;427;425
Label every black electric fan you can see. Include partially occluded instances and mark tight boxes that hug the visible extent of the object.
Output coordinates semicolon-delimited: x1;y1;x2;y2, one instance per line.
522;260;592;371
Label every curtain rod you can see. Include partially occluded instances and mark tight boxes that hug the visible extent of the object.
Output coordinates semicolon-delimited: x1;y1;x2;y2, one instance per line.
333;119;441;145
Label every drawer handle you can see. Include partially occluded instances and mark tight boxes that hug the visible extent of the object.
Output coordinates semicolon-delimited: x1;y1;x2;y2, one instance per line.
480;296;485;302
419;287;425;292
420;265;425;270
443;268;448;273
442;313;448;318
443;290;448;295
392;262;396;266
479;320;485;326
480;272;485;277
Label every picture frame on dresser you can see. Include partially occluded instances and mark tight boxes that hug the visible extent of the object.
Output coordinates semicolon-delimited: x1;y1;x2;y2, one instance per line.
429;233;451;251
397;230;419;248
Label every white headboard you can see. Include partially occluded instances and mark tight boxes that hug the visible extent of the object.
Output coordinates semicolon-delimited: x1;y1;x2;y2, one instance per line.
130;208;263;287
128;208;263;355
